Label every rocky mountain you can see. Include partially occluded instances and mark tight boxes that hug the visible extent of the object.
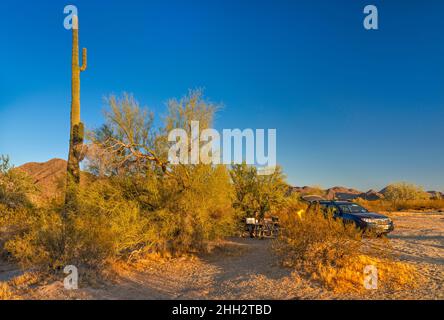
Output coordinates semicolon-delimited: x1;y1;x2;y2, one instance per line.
290;185;444;201
289;185;385;201
325;187;363;200
362;189;385;201
17;158;67;201
14;159;444;202
15;158;96;203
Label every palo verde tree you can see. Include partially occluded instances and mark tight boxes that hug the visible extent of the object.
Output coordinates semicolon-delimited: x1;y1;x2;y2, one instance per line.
86;91;236;253
230;163;288;220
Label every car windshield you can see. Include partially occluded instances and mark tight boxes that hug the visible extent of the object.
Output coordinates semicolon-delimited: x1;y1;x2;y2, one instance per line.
338;204;369;214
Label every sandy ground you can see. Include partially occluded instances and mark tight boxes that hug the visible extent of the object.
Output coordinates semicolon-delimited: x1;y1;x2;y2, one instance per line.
2;211;444;300
383;211;444;299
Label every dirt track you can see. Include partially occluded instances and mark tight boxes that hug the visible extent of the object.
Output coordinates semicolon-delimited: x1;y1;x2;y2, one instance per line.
385;212;444;299
4;212;444;300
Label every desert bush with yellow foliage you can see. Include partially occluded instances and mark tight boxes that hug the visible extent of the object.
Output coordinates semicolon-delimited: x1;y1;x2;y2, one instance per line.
3;161;236;270
355;198;444;212
275;204;418;293
0;155;37;210
1;91;237;270
0;282;18;300
383;182;429;202
355;182;444;213
0;156;41;263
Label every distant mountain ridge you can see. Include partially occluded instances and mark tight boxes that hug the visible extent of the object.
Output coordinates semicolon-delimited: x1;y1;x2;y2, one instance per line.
289;185;443;201
290;186;385;201
19;158;67;183
15;158;444;201
17;158;67;200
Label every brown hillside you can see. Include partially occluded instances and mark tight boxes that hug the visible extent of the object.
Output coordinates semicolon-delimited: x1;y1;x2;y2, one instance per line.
17;158;67;201
325;186;362;200
289;185;385;201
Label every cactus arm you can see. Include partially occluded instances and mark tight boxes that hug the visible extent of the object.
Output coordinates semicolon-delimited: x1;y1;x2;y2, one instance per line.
80;48;87;72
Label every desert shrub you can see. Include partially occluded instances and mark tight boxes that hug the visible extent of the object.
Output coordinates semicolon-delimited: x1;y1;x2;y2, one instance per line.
0;204;37;258
230;163;288;221
0;156;38;259
104;165;236;256
0;272;41;300
355;198;444;212
383;182;429;202
4;204;65;269
393;199;444;211
275;204;418;293
0;282;19;300
313;254;418;293
5;179;153;269
0;155;36;209
9;272;41;289
84;90;237;255
67;179;153;266
76;167;234;259
159;164;236;253
4;91;237;270
353;199;395;212
276;204;362;270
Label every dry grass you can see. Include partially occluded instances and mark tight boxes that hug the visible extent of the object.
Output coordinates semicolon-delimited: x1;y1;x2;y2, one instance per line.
0;282;20;300
355;198;444;213
0;272;44;300
313;254;418;293
9;272;40;289
275;205;419;293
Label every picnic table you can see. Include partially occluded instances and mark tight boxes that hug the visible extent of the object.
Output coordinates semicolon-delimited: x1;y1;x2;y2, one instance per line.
243;216;280;239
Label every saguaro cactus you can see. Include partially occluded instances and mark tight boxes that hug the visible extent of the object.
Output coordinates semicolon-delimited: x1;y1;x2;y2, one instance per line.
66;15;87;210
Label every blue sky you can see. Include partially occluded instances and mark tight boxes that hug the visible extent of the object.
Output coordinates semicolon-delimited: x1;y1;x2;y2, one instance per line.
1;0;443;191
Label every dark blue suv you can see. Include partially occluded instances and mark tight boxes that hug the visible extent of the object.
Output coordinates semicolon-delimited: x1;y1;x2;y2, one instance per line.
309;201;394;235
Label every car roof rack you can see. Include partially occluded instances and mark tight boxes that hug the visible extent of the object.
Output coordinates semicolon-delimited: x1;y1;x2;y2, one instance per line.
301;195;327;203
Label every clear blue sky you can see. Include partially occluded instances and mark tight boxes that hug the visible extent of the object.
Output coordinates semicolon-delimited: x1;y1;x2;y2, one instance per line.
1;0;443;191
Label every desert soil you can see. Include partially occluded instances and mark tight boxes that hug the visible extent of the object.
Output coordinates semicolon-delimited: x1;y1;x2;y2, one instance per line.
3;211;444;300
